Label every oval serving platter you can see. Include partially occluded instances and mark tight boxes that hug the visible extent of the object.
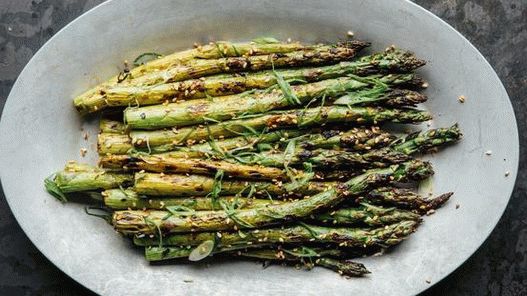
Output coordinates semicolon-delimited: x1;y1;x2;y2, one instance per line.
0;0;518;295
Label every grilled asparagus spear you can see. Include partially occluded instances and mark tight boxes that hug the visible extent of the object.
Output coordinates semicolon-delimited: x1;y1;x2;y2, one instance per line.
44;162;132;200
134;220;419;247
145;245;370;277
130;106;432;149
100;154;287;180
126;41;369;87
132;172;329;196
360;187;453;214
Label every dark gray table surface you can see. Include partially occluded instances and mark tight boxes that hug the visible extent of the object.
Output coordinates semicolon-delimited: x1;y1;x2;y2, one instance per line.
0;1;525;295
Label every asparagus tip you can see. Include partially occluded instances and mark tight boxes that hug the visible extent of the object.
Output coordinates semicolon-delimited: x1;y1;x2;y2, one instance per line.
422;192;453;213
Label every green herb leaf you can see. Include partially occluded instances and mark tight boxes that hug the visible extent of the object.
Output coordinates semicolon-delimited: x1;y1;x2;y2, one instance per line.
274;71;301;105
44;175;67;202
133;52;162;67
256;143;273;151
283;139;296;166
207;170;224;209
188;240;215;261
283;246;320;258
252;37;280;44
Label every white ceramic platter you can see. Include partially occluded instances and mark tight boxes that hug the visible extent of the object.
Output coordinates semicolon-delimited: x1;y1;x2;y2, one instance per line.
0;0;518;295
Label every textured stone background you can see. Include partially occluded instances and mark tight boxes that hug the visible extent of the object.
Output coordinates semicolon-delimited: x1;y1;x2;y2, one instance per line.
0;0;525;295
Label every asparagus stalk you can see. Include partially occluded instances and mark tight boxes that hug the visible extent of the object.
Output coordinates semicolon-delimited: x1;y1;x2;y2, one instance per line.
334;88;427;107
112;160;433;234
145;245;369;276
102;186;449;217
391;124;462;154
99;119;127;134
44;162;132;199
130;106;432;149
102;188;279;210
298;126;395;151
148;129;306;155
133;172;329;196
98;133;133;155
359;187;453;214
74;40;319;113
99;154;287;180
134;125;394;156
124;74;421;129
313;203;420;226
125;41;370;87
134;220;418;248
102;49;425;109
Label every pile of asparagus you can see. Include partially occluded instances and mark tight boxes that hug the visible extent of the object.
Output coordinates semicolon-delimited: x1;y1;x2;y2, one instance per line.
45;37;461;277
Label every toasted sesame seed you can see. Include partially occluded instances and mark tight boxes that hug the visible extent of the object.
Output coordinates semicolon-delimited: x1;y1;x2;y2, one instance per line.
458;95;466;103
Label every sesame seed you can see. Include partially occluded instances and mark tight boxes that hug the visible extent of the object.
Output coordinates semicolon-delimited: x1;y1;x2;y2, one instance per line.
505;171;510;177
485;150;492;156
347;30;354;37
458;95;466;103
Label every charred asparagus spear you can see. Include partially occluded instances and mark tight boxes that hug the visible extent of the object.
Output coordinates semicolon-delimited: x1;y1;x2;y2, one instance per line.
145;245;369;277
133;172;329;196
97;124;394;156
313;203;420;226
102;187;449;216
98;133;133;155
101;49;424;110
100;154;287;180
102;188;279;210
124;74;422;129
246;253;370;277
134;220;418;247
44;162;132;201
130;106;432;149
99;119;127;134
74;40;323;114
112;160;433;234
359;187;453;214
125;125;394;156
125;41;369;88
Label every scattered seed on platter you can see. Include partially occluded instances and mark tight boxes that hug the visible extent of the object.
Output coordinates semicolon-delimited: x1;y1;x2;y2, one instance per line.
80;148;87;157
505;171;510;177
346;30;354;37
455;204;460;209
485;150;492;156
458;95;466;103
